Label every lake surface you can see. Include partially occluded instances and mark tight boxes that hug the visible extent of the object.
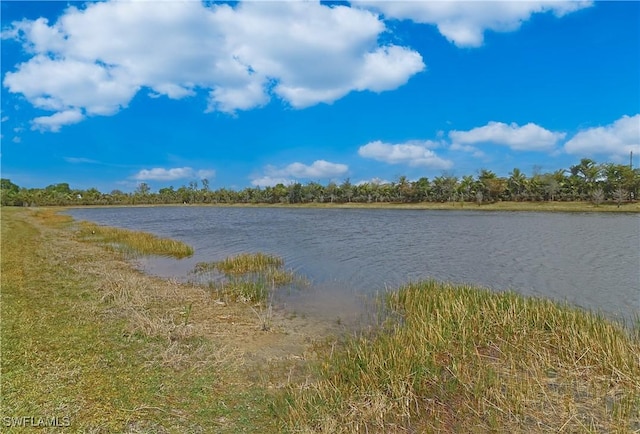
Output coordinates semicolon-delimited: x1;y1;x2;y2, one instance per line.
66;206;640;325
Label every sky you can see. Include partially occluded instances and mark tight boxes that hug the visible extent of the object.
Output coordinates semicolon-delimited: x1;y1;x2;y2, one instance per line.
1;0;639;193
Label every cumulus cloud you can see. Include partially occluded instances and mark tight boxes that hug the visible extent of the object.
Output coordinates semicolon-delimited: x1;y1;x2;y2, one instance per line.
251;159;349;187
278;160;349;178
358;140;453;169
449;143;485;158
564;114;640;159
31;109;84;132
449;121;565;151
133;167;216;182
354;1;592;47
251;176;294;188
2;1;424;129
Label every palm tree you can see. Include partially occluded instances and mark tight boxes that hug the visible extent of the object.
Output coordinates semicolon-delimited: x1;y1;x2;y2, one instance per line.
456;175;475;202
570;158;601;199
396;175;413;202
507;168;527;201
478;169;506;202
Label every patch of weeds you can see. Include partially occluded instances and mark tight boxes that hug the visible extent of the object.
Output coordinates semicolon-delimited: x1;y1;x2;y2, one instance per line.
77;221;193;259
193;253;307;305
278;281;640;433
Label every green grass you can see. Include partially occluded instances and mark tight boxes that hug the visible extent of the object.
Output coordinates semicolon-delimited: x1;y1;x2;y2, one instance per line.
77;220;194;259
5;207;639;433
194;253;304;304
0;208;279;432
196;252;284;275
279;281;640;433
205;200;640;213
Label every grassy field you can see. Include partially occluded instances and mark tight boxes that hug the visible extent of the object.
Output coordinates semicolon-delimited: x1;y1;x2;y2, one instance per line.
2;207;639;432
0;208;318;432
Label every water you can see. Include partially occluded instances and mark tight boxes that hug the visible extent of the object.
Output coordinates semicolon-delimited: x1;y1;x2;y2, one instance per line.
66;206;640;324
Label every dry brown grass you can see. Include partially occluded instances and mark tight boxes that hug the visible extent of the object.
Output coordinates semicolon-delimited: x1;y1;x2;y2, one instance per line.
11;207;631;433
280;281;640;433
1;207;319;432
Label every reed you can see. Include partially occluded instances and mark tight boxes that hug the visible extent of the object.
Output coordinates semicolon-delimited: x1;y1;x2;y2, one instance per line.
194;253;305;304
210;279;271;304
77;221;193;259
206;252;284;275
279;281;640;432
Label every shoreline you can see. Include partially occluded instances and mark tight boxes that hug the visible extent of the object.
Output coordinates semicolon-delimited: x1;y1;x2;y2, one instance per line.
22;199;640;213
2;207;638;432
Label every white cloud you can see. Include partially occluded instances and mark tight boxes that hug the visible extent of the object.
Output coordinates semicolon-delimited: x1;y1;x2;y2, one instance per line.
251;159;349;187
197;169;216;180
449;143;485;158
5;56;139;116
354;1;592;47
449;121;565;151
133;167;216;182
3;1;424;129
356;177;391;186
277;160;349;178
1;116;8;122
31;109;84;132
564;114;640;159
251;176;294;188
358;140;453;169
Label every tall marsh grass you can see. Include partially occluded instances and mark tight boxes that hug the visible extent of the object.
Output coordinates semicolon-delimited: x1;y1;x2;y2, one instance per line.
195;252;284;275
280;281;640;432
78;221;193;259
194;253;304;305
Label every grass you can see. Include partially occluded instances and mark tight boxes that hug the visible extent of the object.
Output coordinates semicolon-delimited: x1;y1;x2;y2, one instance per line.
279;281;640;433
0;207;291;432
194;253;304;304
4;207;639;433
204;200;640;213
77;220;194;258
67;200;640;213
196;252;284;275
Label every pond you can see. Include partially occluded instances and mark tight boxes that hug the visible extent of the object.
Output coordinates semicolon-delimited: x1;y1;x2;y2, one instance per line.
66;206;640;325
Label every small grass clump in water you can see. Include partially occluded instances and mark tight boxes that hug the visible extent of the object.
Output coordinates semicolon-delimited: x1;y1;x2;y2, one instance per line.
279;281;640;433
77;221;193;259
200;252;284;275
195;253;303;304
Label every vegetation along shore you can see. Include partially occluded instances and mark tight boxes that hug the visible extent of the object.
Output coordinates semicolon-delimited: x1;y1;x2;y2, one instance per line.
2;158;639;210
1;207;639;432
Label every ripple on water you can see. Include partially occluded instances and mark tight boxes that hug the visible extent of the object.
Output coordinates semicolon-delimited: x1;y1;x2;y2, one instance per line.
66;207;640;325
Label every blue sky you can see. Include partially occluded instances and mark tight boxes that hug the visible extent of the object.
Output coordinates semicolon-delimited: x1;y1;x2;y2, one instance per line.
1;0;639;192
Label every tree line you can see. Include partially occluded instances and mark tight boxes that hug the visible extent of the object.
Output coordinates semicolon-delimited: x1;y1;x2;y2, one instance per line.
2;158;638;207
